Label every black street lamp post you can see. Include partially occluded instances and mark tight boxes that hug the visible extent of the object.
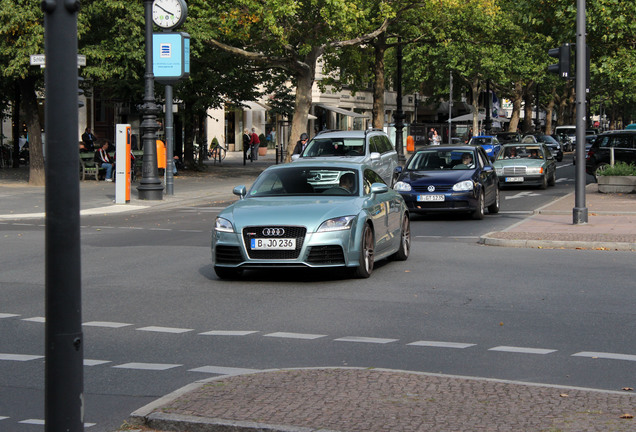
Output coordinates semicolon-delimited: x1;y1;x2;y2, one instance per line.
393;39;406;163
138;0;164;200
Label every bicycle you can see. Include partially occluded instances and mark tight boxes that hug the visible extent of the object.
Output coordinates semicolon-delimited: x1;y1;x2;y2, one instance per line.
209;142;227;164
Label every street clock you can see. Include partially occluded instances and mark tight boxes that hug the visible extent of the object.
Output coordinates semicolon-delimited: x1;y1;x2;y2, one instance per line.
152;0;187;30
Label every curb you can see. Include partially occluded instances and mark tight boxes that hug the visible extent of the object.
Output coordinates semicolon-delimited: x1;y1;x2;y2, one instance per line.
479;234;636;251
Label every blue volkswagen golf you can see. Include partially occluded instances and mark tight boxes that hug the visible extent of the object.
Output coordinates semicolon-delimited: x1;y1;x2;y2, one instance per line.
393;146;500;219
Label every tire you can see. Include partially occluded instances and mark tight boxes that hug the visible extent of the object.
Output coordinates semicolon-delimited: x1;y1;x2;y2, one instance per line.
214;266;243;280
557;154;563;162
352;224;374;278
487;187;500;214
471;190;485;220
539;174;548;190
594;163;609;180
392;214;411;261
548;170;556;186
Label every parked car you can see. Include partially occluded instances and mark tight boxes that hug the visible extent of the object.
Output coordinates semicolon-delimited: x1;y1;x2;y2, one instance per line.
493;143;557;189
531;134;563;162
574;135;597;165
467;135;502;161
211;161;410;279
393;145;499;220
585;130;636;179
292;129;398;186
495;131;522;144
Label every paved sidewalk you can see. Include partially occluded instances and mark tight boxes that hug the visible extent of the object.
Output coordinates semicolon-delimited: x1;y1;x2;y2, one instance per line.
124;367;635;432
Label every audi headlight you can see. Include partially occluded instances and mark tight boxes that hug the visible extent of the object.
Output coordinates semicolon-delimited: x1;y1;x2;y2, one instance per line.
317;216;355;232
393;181;412;192
452;180;474;191
526;167;543;174
214;217;234;233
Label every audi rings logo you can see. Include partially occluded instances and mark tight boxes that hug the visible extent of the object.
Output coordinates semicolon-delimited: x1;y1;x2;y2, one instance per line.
262;228;285;237
427;185;436;192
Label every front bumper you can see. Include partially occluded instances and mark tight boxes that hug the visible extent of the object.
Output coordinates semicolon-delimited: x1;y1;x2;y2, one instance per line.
399;190;478;214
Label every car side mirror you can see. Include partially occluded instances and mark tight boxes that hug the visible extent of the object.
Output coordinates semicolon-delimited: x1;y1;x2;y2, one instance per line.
291;154;300;161
370;183;389;194
394;166;403;175
233;185;247;199
370;152;381;161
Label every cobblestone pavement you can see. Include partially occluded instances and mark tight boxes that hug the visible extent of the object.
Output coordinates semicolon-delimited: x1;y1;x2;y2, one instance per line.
125;368;635;432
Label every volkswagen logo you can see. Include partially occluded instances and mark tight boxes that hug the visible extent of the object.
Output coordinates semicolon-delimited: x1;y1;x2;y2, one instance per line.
427;185;436;192
262;228;285;236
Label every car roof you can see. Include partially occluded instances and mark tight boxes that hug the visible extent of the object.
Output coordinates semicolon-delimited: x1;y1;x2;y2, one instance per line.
267;160;367;171
472;135;495;139
415;145;477;152
313;129;386;139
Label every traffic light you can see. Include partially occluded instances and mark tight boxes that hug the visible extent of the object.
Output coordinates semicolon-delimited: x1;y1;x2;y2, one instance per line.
548;44;570;79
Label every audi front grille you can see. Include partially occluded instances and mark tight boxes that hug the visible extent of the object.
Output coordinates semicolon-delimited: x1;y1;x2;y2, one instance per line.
242;226;306;259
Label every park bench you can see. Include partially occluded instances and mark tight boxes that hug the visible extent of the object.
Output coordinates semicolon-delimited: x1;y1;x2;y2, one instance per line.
79;152;105;181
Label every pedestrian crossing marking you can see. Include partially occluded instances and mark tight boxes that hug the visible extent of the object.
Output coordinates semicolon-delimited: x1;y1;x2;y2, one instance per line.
137;326;193;334
113;362;181;371
83;321;132;328
264;332;326;340
0;353;43;361
199;330;259;336
408;341;476;349
335;336;398;344
489;346;557;355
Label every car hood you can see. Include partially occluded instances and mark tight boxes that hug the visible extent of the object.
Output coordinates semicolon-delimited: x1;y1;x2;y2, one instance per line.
493;159;546;168
400;170;476;185
220;196;365;231
297;155;367;163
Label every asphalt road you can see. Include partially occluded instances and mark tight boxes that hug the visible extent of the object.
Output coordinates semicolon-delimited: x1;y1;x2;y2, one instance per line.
1;155;633;432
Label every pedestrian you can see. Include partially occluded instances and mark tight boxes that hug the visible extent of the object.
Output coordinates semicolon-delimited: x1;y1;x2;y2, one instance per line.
428;128;435;145
82;127;97;150
94;141;115;182
243;129;251;164
432;129;441;145
293;133;309;155
249;128;260;161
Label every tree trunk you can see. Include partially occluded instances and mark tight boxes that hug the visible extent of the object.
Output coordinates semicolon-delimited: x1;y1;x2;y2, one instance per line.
19;77;45;186
522;84;534;133
508;82;523;133
183;102;195;168
544;89;557;135
470;78;480;135
372;36;387;129
285;48;320;162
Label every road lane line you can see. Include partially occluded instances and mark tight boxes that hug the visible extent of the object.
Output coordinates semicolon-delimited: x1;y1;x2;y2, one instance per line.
0;354;43;361
199;330;259;336
264;332;326;340
22;316;45;323
335;336;398;344
136;326;193;334
0;313;19;319
489;346;557;355
408;341;476;349
83;321;132;328
84;359;112;366
113;362;181;371
572;351;636;362
188;366;261;375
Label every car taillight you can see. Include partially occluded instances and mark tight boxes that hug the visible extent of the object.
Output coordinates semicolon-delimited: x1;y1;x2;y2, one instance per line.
586;149;594;160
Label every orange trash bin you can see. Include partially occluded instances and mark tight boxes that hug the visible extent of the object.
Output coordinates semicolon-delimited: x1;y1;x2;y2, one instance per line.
406;135;415;153
156;139;166;169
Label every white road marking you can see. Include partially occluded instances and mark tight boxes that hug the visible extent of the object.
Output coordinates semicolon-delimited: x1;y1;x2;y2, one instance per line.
19;419;45;425
84;359;112;366
0;313;19;319
0;354;44;361
556;178;572;182
572;351;636;362
136;326;193;334
335;336;398;344
264;332;326;340
408;341;476;349
22;317;45;323
199;330;259;336
504;191;541;200
148;228;172;231
188;366;260;375
83;321;132;328
113;362;181;371
489;346;557;355
0;416;8;420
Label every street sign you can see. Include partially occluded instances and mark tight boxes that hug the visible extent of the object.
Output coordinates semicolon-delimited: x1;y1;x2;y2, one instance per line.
29;54;86;68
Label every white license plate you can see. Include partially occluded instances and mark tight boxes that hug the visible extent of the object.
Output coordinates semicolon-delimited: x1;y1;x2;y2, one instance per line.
250;238;296;250
505;177;524;182
417;195;445;202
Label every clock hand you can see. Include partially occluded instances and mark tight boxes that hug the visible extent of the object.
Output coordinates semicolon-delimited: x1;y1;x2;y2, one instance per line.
155;4;173;15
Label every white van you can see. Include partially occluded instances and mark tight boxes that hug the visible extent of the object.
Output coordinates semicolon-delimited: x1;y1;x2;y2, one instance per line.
554;125;576;151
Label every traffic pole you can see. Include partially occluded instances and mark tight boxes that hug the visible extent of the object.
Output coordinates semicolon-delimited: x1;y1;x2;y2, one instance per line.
41;0;84;430
573;0;588;224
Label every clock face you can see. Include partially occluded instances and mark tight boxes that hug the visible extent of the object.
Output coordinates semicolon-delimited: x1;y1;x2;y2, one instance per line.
152;0;185;29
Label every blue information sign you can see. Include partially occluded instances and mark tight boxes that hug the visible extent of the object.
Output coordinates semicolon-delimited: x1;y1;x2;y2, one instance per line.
153;32;190;83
